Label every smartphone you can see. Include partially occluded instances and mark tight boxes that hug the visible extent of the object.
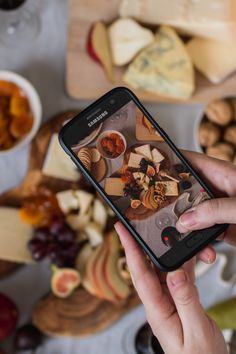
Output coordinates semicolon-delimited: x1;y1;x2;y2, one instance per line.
59;87;227;271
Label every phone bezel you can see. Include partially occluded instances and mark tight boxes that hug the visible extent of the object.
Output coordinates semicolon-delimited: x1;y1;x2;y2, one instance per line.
59;87;227;271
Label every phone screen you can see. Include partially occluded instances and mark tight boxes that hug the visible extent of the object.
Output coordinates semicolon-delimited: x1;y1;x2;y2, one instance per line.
69;99;210;259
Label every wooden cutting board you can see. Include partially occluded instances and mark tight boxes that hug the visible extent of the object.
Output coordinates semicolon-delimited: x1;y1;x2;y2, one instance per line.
0;111;140;336
66;0;236;104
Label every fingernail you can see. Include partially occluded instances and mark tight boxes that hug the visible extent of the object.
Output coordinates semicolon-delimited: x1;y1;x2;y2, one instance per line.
169;270;187;286
179;208;197;228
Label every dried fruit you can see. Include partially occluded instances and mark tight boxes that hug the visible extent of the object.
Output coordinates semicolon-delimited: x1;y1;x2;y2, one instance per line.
51;267;81;298
131;199;141;209
146;165;155;177
10;112;33;138
0;293;18;340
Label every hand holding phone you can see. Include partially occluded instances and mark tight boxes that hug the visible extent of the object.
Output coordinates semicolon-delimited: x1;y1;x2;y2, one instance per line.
59;87;227;271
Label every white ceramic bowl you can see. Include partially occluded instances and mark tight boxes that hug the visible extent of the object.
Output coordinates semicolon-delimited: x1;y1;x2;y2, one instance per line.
0;70;42;155
96;130;127;159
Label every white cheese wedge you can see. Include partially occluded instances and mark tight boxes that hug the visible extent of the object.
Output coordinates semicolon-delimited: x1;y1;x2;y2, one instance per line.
187;37;236;84
92;199;107;230
128;152;145;168
123;26;195;100
151;148;165;163
135;144;152;160
74;190;94;215
119;0;236;44
85;222;103;247
156;181;179;196
43;134;80;182
104;178;124;196
0;207;33;263
108;18;154;66
56;190;79;214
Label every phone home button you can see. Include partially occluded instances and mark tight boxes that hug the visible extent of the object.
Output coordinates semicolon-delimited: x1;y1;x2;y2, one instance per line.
185;233;203;248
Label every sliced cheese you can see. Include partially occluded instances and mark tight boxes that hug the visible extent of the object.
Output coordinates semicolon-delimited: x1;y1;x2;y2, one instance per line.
123;26;195;100
187;37;236;84
74;190;94;215
0;207;33;263
151;148;165;163
43;134;80;182
128;152;145;168
104;178;124;196
56;190;79;214
156;181;179;196
119;0;236;44
135;144;152;160
108;18;154;66
119;0;235;23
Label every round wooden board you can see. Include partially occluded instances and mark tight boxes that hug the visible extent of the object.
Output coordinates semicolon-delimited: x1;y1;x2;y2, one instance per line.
33;287;140;337
0;111;140;336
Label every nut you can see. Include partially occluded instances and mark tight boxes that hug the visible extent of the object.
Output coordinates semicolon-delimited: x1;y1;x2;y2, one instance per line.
224;124;236;147
206;99;233;126
206;142;234;162
198;121;221;147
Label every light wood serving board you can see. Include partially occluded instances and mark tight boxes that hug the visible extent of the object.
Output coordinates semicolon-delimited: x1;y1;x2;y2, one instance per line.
0;111;140;336
66;0;236;104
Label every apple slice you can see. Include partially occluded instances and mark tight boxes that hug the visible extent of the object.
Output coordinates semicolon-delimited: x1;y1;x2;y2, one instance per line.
87;21;114;82
103;231;131;300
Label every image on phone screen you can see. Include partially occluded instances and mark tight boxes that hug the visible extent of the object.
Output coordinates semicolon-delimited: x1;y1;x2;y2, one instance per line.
70;100;210;259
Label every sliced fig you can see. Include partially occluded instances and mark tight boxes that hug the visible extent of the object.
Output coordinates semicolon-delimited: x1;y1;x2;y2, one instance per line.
131;199;141;209
146;165;155;177
51;268;80;298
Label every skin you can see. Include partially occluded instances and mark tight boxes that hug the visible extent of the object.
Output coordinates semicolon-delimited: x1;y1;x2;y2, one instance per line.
115;151;236;354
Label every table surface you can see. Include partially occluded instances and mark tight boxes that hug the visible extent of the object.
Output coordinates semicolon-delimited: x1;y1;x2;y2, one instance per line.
0;1;236;353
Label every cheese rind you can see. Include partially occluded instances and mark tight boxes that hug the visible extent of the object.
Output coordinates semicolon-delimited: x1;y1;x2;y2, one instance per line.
105;178;125;196
123;26;195;100
187;38;236;84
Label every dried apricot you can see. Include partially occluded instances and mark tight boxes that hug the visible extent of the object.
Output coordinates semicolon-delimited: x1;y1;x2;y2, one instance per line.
0;80;17;96
10;113;33;138
10;91;30;116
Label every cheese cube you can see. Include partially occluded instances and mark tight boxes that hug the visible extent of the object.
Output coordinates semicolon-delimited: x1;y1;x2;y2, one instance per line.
135;144;152;160
104;178;125;196
151;148;165;163
187;37;236;84
128;152;144;168
56;190;79;213
156;181;179;196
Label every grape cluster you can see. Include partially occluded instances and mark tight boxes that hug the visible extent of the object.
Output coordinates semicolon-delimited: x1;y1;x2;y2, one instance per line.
123;182;141;199
15;324;43;351
28;217;81;267
139;158;154;173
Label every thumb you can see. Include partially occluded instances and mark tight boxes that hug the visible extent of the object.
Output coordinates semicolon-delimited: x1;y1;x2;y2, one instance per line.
176;197;236;233
167;269;207;334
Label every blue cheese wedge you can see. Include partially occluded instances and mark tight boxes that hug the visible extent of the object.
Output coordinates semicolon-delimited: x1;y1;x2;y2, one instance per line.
43;134;80;182
123;26;195;100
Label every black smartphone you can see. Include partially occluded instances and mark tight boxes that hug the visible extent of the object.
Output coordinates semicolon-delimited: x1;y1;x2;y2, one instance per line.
59;87;227;271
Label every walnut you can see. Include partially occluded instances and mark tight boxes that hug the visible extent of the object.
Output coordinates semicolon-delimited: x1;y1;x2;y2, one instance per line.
198;121;221;147
206;99;233;126
206;143;234;162
224;124;236;147
230;99;236;121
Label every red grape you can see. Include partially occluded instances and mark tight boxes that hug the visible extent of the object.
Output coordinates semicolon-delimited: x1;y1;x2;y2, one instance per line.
15;324;43;350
